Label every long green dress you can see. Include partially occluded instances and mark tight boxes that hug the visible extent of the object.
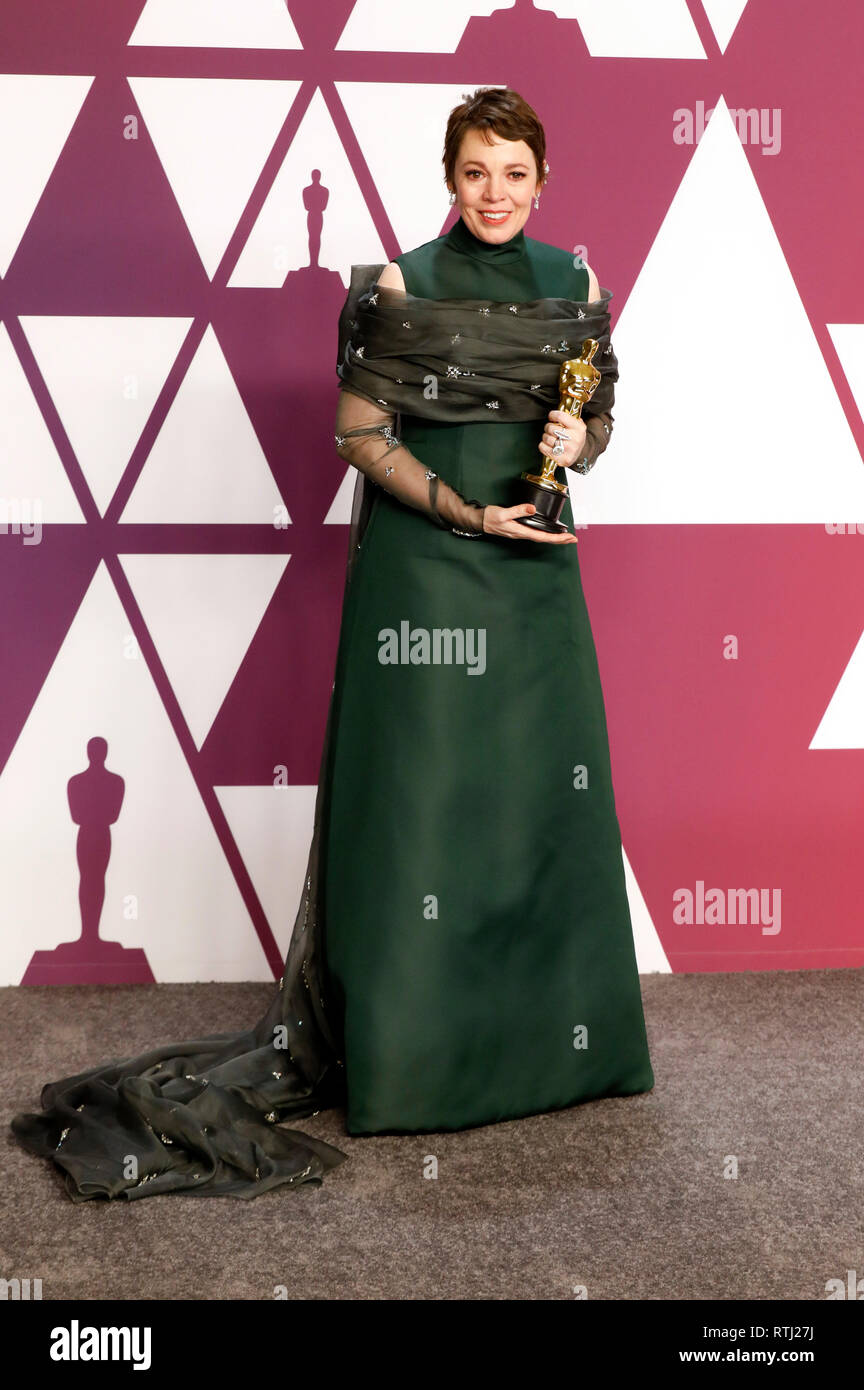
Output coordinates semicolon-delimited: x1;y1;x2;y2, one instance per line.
321;215;654;1135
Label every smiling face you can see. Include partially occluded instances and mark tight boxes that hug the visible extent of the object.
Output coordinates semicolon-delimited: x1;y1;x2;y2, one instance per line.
449;126;543;244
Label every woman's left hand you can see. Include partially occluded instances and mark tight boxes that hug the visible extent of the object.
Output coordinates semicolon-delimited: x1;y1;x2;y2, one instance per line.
538;409;587;469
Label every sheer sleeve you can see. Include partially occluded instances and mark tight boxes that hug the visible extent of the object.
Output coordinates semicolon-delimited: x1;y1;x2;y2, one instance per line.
571;409;614;476
334;385;487;536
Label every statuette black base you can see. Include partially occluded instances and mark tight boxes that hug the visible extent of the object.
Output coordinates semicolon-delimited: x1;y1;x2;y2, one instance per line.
516;477;569;533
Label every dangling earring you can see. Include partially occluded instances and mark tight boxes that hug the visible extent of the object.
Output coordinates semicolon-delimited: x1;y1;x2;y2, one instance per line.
448;190;456;206
535;161;548;211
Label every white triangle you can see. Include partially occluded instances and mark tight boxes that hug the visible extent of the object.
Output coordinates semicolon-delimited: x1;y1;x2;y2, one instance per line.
828;323;864;429
576;97;864;523
0;562;269;984
336;0;504;53
810;627;864;750
701;0;750;53
336;82;504;253
127;76;301;279
119;324;290;524
622;844;671;973
0;323;85;523
128;0;302;48
534;0;706;58
19;315;192;516
118;552;290;750
216;785;317;958
230;87;387;289
323;465;358;524
0;75;93;277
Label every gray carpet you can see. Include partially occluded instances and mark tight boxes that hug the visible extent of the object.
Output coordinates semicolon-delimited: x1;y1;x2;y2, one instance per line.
1;969;861;1300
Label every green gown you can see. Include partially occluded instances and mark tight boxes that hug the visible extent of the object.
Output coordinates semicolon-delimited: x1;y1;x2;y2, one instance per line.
322;215;655;1135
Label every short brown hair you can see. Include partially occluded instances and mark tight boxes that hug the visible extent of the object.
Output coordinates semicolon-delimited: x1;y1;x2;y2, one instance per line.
443;87;547;191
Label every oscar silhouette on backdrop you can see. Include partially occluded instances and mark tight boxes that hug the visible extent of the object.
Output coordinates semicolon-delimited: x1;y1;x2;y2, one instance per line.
22;737;154;984
284;168;342;293
280;166;346;529
460;0;576;57
303;169;329;269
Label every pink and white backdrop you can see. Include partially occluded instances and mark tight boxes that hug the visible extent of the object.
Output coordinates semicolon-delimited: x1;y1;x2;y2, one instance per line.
1;0;863;987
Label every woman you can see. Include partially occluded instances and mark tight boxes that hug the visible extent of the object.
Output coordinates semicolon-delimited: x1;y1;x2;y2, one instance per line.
10;88;653;1200
325;87;653;1136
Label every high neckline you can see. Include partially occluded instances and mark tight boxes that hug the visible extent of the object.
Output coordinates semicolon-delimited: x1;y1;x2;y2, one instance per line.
444;213;527;262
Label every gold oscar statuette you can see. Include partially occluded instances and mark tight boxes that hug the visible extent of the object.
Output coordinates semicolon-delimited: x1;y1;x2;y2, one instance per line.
517;339;601;532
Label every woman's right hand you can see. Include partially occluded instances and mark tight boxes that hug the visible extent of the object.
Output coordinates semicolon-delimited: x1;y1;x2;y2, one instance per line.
482;503;579;544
